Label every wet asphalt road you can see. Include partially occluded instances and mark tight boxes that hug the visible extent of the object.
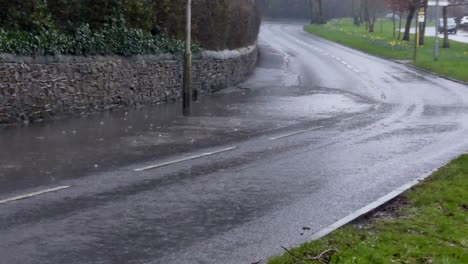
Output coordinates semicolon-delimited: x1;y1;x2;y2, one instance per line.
1;22;468;264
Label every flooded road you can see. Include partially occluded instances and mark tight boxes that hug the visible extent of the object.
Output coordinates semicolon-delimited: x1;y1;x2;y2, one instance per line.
1;22;468;264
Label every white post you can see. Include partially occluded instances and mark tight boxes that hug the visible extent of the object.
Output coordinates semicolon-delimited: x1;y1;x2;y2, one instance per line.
183;0;192;116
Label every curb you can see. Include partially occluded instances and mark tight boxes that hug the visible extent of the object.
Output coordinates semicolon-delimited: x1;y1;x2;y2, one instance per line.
394;61;468;86
259;169;437;264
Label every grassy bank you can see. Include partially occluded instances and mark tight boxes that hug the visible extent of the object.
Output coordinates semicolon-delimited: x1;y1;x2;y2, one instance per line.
269;154;468;264
304;19;468;82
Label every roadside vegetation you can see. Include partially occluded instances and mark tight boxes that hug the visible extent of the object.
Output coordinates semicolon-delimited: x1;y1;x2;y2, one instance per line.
304;18;468;82
269;154;468;263
0;17;194;56
0;0;260;56
0;0;190;56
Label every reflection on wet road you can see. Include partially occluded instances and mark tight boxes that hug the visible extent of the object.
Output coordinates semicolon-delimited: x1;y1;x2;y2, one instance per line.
1;22;468;264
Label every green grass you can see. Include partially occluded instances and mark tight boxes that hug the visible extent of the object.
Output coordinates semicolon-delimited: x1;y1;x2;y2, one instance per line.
268;154;468;264
304;18;468;82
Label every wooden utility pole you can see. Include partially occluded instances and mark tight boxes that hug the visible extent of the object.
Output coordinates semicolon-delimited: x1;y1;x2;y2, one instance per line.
183;0;192;116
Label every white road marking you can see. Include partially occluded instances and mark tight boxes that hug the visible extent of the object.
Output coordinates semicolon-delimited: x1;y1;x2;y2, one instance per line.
134;147;238;172
0;186;71;205
269;126;324;140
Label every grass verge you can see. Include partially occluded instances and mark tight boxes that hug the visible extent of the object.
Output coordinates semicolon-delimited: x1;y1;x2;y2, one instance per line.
304;19;468;83
268;154;468;264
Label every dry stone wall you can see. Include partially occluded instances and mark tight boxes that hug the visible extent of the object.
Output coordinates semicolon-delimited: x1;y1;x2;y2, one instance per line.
0;45;257;125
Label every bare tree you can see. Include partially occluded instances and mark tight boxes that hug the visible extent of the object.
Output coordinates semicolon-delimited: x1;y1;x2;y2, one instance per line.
418;0;428;45
310;0;325;24
353;0;362;26
363;0;385;32
403;0;424;41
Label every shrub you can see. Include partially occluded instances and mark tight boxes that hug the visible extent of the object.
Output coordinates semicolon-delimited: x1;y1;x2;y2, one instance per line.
47;0;121;31
157;0;261;50
0;0;52;31
0;17;200;56
47;0;157;32
0;0;261;54
123;0;157;32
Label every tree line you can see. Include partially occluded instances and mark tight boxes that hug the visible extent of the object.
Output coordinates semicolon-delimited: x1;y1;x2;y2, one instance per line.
259;0;468;46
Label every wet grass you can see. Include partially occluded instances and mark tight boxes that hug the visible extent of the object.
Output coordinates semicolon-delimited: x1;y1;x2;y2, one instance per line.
304;18;468;82
268;154;468;264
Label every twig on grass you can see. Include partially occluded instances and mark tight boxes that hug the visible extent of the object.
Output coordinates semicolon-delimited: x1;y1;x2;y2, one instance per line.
281;246;339;264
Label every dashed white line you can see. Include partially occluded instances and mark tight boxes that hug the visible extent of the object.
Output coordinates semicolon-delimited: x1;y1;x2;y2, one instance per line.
0;186;71;205
134;147;238;172
316;50;360;73
269;126;324;140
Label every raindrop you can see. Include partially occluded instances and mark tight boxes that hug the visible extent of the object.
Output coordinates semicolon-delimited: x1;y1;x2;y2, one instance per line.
94;164;99;168
62;131;67;135
72;130;77;134
100;121;104;125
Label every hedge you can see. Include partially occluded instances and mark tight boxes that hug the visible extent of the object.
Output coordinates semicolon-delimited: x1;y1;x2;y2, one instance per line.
0;16;200;56
0;0;260;55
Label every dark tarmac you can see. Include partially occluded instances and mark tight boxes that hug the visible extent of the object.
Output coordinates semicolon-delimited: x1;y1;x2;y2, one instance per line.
1;22;467;264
